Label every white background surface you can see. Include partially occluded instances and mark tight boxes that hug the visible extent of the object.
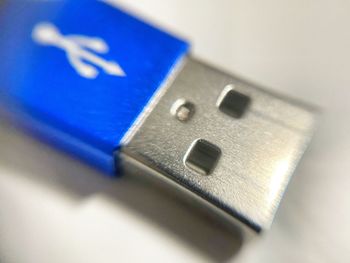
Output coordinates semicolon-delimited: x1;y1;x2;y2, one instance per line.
1;0;350;262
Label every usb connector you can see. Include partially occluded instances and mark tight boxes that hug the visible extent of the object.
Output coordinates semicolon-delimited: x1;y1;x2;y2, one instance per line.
0;1;317;236
121;58;317;234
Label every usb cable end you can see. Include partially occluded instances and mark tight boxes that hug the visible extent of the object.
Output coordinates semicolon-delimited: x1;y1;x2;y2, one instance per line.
120;57;317;236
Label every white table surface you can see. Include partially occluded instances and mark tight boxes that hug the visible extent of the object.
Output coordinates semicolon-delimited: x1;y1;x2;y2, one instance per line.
1;1;349;262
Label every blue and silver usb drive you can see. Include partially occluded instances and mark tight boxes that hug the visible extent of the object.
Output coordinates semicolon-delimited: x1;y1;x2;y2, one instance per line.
0;1;317;235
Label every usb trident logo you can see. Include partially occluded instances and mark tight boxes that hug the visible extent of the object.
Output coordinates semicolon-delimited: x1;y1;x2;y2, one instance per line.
32;22;126;79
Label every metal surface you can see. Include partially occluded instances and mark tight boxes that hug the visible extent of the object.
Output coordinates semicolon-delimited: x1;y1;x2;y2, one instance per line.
122;57;317;233
0;1;188;173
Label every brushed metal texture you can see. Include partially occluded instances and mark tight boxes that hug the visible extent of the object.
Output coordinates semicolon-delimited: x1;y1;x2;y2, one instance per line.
122;57;317;233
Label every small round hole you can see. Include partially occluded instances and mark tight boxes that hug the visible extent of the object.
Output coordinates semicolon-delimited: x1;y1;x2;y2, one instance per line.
170;99;195;122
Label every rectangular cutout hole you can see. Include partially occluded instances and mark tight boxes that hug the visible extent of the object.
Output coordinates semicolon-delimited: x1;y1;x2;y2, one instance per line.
184;139;221;175
217;85;251;118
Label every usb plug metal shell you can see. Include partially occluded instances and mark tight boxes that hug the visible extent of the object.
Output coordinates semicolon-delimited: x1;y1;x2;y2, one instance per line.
121;58;317;235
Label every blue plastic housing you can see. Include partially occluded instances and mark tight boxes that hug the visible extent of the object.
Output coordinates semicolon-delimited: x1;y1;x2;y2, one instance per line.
0;1;189;174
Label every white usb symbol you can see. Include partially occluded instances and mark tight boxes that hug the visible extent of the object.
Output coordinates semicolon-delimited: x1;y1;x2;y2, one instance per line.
32;22;126;79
